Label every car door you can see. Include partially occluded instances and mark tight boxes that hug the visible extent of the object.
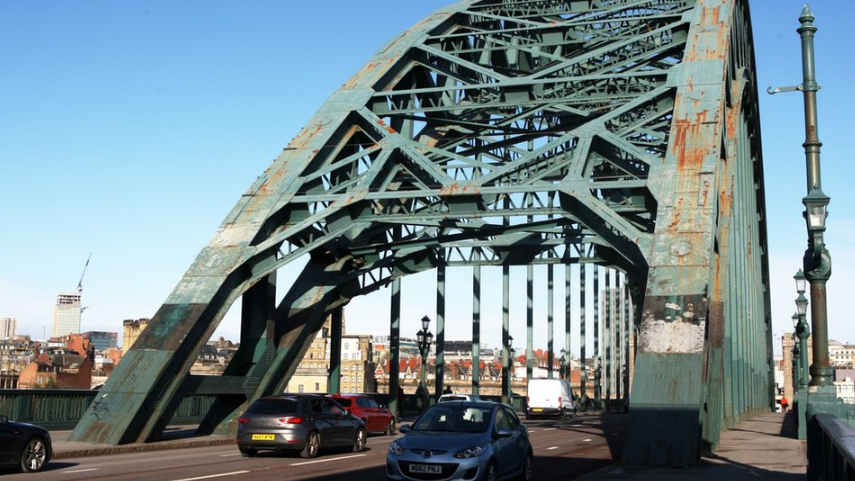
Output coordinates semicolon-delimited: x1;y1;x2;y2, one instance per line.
493;407;517;478
0;416;17;463
493;406;525;477
307;397;336;447
324;398;353;446
359;396;381;432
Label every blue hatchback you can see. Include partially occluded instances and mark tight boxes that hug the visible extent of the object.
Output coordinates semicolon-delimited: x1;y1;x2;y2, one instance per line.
387;401;532;481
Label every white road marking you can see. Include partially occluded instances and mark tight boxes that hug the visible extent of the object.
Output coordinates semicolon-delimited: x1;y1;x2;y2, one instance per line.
173;470;249;481
583;438;592;442
218;453;243;457
547;446;559;450
64;468;99;473
290;454;366;466
543;428;557;431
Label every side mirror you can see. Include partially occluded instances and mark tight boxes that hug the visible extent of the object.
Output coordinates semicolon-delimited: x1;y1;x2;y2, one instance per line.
398;424;410;434
495;428;513;438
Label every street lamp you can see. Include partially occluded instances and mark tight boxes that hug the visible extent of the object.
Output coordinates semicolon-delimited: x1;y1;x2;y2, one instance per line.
508;338;516;399
791;313;801;398
416;316;433;412
768;4;833;388
559;348;567;380
794;272;810;389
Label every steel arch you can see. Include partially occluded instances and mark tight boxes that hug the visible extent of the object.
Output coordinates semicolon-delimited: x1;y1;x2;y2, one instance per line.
70;0;769;466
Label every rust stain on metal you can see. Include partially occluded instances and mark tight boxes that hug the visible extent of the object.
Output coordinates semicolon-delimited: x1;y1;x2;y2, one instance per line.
668;198;683;233
439;182;482;196
376;118;397;134
670;110;710;171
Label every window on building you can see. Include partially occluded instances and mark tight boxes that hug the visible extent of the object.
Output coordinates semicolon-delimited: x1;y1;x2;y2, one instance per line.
343;353;348;360
315;383;320;391
298;384;305;393
344;364;349;371
345;343;349;350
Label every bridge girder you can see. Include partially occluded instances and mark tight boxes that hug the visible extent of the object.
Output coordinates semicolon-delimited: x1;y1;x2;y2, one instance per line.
70;0;770;467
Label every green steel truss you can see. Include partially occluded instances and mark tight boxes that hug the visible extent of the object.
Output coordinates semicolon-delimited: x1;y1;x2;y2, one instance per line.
71;0;770;465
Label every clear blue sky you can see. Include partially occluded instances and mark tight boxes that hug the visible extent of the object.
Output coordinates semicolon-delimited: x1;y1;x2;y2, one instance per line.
2;1;854;356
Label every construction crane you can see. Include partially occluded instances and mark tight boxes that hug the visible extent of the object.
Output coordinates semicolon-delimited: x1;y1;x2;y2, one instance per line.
77;253;91;294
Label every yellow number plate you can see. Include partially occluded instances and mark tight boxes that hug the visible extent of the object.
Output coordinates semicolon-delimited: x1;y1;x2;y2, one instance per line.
252;434;275;441
532;408;543;412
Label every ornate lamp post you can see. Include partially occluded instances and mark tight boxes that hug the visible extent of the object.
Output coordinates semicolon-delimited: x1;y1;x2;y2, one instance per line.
769;5;832;388
794;270;811;389
559;348;567;380
791;313;800;400
507;338;516;400
416;315;433;412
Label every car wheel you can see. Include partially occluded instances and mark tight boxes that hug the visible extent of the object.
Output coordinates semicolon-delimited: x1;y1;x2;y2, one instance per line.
239;446;257;457
386;418;396;436
300;431;320;458
20;436;49;473
516;453;532;481
352;427;367;452
559;408;566;421
482;461;498;481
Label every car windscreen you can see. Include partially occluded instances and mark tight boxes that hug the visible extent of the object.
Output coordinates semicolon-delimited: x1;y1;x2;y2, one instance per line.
334;398;353;407
411;405;491;433
245;398;299;415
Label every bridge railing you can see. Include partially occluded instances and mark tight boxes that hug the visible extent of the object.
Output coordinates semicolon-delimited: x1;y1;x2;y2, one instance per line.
0;389;527;432
0;389;216;431
808;413;855;481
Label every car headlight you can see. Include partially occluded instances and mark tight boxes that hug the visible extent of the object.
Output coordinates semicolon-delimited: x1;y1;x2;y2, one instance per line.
453;445;485;459
388;441;405;456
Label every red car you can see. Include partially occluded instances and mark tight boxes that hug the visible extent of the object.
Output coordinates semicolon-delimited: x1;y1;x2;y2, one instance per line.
327;394;396;435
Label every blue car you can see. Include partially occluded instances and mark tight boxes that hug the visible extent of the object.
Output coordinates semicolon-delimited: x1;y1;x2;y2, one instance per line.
387;401;532;481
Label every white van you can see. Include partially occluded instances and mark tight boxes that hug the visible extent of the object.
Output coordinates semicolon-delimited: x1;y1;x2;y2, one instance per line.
526;378;576;420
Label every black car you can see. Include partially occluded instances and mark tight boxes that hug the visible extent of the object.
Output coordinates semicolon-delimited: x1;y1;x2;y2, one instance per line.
0;415;52;473
236;394;366;458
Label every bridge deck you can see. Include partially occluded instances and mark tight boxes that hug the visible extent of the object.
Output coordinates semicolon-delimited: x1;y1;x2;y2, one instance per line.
49;411;805;479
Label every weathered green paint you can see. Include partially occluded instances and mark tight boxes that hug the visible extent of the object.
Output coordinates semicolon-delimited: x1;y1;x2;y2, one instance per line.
435;262;446;400
68;0;770;466
625;0;770;465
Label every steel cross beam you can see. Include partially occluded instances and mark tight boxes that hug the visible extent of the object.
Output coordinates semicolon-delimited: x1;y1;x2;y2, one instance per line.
70;0;769;466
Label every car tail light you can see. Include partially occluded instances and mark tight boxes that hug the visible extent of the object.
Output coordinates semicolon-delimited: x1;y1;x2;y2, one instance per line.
280;417;303;424
238;417;250;424
558;397;562;404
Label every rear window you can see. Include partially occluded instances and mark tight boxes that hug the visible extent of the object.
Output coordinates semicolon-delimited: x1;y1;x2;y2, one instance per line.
440;396;467;402
245;398;298;415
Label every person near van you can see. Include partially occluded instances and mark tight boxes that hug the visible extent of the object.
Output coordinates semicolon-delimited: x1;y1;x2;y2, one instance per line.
780;396;789;413
443;386;453;394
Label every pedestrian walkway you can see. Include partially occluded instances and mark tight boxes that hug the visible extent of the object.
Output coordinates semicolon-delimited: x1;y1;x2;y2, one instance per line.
579;411;806;480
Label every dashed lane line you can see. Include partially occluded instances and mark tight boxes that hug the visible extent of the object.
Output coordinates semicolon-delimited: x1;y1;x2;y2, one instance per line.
173;471;249;481
290;454;367;466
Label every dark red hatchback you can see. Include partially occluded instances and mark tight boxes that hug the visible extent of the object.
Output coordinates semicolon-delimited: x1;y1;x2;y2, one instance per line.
327;394;396;435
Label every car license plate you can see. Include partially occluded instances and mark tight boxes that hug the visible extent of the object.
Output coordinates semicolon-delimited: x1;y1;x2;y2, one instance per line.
251;434;275;441
532;408;543;412
409;464;442;474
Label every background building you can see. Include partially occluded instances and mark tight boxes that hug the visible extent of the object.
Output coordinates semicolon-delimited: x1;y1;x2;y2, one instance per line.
122;318;150;352
0;317;17;339
286;316;374;394
53;292;82;337
81;331;118;352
